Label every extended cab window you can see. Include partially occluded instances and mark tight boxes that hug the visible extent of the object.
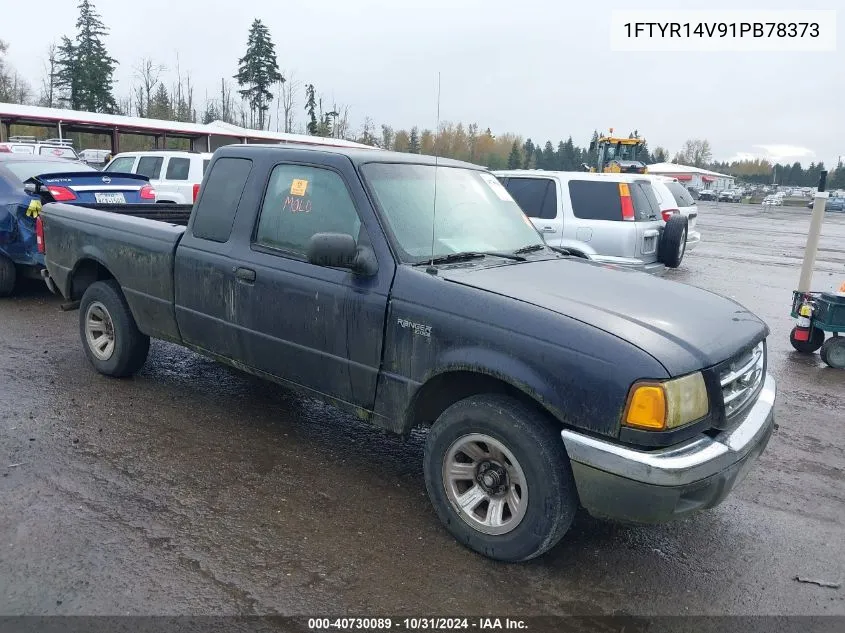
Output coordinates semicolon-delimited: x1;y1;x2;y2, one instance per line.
165;157;190;180
568;180;622;221
254;164;361;257
503;178;557;220
106;156;135;173
136;156;163;180
191;158;252;242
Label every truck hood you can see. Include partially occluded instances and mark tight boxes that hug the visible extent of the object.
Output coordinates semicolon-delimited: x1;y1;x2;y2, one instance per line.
439;258;768;376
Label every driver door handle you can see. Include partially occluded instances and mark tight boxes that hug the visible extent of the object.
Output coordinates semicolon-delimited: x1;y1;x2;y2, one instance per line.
234;267;256;283
541;226;556;233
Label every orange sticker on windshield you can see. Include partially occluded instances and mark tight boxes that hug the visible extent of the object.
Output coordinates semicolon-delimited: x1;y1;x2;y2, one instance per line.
290;179;308;196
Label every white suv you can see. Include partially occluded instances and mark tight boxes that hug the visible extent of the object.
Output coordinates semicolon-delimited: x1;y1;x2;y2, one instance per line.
104;151;213;203
638;175;701;251
494;170;689;270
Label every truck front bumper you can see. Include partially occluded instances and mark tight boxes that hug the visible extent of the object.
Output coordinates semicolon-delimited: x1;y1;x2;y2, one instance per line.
561;374;776;523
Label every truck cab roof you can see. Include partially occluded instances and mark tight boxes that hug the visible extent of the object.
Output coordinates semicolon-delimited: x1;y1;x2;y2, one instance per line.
220;143;484;171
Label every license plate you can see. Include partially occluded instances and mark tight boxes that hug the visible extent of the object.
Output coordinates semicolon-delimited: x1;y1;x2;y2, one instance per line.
95;192;126;204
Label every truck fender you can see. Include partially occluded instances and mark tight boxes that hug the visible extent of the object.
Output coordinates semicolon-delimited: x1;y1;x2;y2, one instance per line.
403;346;569;433
65;247;118;300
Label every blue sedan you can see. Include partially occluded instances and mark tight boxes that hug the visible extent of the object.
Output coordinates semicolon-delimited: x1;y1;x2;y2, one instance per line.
0;154;155;296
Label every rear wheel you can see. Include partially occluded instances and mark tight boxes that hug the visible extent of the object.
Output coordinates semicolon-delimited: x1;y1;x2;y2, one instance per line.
659;215;688;269
0;255;16;297
79;280;150;377
790;326;825;354
820;337;845;368
423;394;578;562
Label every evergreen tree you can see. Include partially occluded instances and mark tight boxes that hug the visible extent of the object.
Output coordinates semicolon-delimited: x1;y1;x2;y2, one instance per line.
829;161;845;190
534;146;543;170
555;141;566;170
651;146;669;163
408;126;421;153
507;141;521;169
304;84;318;135
148;83;172;120
560;136;578;170
55;1;118;112
540;141;555;170
522;138;535;169
235;19;283;130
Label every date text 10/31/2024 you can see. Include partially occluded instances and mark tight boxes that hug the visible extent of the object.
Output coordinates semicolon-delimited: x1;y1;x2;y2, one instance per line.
307;618;528;631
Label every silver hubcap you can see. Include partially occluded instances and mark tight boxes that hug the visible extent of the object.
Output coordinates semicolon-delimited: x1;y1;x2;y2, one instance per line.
85;301;116;361
678;231;687;259
442;433;528;536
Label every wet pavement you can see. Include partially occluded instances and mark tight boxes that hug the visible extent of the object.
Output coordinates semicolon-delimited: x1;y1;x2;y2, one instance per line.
1;203;843;616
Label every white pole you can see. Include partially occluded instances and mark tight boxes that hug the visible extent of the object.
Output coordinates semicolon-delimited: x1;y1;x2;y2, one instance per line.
797;171;829;293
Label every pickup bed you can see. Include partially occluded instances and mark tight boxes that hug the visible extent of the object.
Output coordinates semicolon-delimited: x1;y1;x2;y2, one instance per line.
41;144;776;562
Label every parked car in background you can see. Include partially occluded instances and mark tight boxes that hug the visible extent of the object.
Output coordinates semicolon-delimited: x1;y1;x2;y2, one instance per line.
104;151;213;203
641;176;701;251
494;170;689;270
698;189;719;201
718;189;742;203
78;148;113;169
0;136;79;160
0;154;155;296
807;196;845;212
762;195;783;207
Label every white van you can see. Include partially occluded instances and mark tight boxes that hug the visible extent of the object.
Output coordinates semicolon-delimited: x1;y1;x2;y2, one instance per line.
103;151;213;203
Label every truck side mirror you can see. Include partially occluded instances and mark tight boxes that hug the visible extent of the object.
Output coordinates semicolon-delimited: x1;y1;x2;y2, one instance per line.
306;232;377;276
24;182;39;195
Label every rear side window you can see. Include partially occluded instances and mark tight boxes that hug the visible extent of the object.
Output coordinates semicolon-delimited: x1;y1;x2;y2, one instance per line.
191;158;252;243
664;181;695;208
136;156;163;179
502;178;557;220
254;164;361;257
568;180;622;221
165;157;191;180
106;156;135;172
203;159;211;175
630;181;661;221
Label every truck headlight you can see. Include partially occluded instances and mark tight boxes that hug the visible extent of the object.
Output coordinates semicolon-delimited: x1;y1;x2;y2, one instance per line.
623;372;709;431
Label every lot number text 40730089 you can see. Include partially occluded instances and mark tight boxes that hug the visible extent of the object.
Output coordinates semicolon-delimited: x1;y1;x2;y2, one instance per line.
307;618;528;631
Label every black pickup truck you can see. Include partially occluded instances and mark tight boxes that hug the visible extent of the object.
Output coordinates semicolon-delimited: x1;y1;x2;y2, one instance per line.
40;145;776;562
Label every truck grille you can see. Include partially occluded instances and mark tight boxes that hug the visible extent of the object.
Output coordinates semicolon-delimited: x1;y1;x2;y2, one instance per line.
720;341;765;421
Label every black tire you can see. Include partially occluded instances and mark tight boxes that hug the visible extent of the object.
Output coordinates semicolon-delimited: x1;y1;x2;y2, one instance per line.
789;326;825;354
423;394;578;562
0;255;16;297
658;214;688;268
820;337;845;369
79;280;150;377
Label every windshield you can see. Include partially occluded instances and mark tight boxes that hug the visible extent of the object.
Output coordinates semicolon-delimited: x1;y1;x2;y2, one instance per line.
362;163;544;263
3;160;95;182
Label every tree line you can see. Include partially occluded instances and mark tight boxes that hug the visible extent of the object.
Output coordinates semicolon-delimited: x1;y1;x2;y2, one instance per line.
1;1;842;189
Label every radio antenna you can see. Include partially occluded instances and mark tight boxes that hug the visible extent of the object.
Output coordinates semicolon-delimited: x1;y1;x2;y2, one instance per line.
426;72;442;275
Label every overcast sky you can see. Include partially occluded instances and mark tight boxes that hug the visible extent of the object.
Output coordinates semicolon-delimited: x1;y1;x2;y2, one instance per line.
3;0;842;165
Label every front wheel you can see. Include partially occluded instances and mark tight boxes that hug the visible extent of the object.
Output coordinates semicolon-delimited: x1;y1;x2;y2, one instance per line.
79;280;150;377
423;394;578;562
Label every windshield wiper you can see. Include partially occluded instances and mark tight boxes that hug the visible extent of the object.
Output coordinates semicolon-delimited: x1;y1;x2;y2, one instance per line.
513;244;546;255
414;251;526;267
